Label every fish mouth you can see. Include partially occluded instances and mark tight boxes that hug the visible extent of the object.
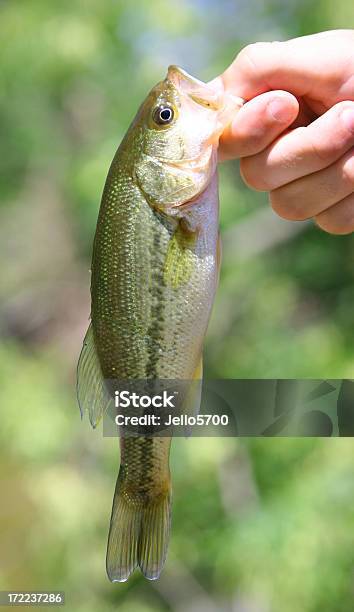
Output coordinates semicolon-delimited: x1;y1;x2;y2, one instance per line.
167;65;223;110
167;64;243;130
168;65;208;89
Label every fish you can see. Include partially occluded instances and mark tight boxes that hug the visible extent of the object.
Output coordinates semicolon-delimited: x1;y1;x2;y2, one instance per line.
77;65;242;582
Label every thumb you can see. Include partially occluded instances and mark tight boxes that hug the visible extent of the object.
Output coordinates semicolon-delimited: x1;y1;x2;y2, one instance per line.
218;89;299;161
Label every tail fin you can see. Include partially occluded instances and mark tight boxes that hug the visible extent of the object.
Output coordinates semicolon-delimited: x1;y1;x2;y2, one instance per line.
106;471;172;582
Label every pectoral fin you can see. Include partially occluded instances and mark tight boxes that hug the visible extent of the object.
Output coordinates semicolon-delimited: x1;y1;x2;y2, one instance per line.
163;223;197;289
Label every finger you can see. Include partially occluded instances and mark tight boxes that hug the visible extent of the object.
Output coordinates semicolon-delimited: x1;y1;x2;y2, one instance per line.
270;149;354;220
220;31;354;102
218;90;299;160
240;102;354;191
315;193;354;234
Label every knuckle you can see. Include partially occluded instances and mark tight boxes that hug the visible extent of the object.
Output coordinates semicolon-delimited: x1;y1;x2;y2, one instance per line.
239;42;264;60
240;158;270;191
241;129;266;152
336;99;354;114
306;103;354;164
237;42;273;74
337;100;354;136
306;130;336;165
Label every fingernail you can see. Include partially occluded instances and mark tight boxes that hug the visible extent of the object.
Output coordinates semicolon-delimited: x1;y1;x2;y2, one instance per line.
342;108;354;134
268;97;295;122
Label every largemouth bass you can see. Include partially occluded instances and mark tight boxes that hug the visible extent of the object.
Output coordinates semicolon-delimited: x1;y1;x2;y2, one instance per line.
77;66;242;582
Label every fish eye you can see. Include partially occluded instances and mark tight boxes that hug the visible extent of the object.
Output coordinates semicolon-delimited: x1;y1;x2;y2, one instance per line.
153;105;175;126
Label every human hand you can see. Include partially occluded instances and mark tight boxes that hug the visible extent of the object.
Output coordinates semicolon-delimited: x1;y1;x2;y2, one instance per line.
214;30;354;234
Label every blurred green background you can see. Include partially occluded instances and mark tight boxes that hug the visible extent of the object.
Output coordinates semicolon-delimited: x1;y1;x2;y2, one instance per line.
0;1;353;610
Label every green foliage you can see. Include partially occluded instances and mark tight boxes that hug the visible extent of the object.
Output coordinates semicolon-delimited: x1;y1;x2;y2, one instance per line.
0;1;353;611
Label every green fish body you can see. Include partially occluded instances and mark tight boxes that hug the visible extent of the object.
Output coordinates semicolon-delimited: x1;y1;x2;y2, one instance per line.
77;66;241;582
